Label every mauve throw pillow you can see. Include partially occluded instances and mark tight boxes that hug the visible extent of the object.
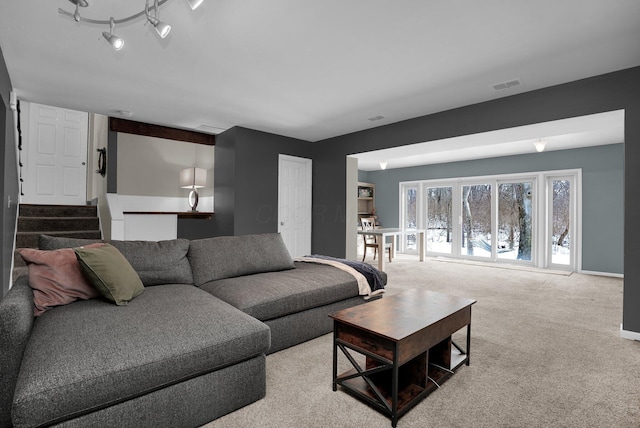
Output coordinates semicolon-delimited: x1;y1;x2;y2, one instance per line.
18;244;104;316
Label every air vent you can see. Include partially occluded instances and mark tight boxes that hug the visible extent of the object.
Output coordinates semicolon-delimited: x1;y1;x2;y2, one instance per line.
492;78;523;91
368;115;385;122
196;125;226;134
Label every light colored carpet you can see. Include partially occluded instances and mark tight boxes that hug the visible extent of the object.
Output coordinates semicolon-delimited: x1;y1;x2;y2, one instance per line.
204;255;640;428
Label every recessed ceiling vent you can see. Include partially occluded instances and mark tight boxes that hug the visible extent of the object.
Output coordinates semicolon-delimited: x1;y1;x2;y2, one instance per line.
492;78;523;91
368;115;385;122
196;125;226;134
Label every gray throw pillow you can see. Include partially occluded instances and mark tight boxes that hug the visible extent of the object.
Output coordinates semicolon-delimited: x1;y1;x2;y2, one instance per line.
109;239;193;286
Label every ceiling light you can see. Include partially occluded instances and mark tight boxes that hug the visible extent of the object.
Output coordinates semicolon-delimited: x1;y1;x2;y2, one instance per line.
102;17;124;51
379;161;388;170
534;139;547;152
59;0;202;49
146;0;171;38
147;16;172;38
188;0;204;10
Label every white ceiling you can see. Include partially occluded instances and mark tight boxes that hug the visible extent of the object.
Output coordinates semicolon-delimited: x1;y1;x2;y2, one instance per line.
0;1;639;153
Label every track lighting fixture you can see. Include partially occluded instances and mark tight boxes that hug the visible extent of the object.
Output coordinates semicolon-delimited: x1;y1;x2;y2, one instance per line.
102;17;124;51
146;0;172;39
58;0;202;50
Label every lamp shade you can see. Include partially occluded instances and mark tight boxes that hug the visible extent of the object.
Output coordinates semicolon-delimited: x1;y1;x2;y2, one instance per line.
180;167;207;188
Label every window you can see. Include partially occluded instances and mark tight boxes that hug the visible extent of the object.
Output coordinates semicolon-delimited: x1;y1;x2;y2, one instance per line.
426;186;453;254
548;176;576;270
461;184;492;258
401;185;418;253
498;182;533;261
399;170;580;271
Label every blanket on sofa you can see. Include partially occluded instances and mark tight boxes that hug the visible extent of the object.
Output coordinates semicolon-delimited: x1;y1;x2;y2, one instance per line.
294;255;385;299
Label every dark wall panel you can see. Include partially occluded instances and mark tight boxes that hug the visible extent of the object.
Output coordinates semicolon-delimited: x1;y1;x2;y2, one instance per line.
0;46;18;298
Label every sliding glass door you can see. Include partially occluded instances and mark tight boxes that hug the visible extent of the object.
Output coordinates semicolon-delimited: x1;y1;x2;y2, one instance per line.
399;170;580;271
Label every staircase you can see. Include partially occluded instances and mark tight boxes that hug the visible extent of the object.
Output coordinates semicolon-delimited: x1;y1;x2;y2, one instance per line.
14;204;102;278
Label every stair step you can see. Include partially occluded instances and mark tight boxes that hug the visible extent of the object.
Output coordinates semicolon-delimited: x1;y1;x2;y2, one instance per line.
16;230;103;249
19;204;97;218
18;217;100;233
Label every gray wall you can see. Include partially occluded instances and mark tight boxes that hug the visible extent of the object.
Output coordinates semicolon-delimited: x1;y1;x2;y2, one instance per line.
0;46;18;297
200;126;313;238
312;66;640;335
366;144;623;274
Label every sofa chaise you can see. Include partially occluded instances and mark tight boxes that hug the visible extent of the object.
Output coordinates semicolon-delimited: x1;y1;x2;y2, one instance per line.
0;233;385;427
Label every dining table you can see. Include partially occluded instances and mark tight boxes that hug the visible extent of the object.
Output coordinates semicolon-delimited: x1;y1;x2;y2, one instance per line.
357;228;426;271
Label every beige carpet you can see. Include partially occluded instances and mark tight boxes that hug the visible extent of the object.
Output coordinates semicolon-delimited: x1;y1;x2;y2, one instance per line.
204;255;640;428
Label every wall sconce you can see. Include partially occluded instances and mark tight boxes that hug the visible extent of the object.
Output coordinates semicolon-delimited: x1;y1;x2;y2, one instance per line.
180;167;207;211
534;139;547;152
379;161;388;170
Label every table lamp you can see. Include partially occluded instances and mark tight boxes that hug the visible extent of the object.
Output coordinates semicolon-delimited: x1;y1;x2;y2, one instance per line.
180;167;207;211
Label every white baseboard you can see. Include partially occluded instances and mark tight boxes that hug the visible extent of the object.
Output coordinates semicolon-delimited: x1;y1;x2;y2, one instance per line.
579;269;624;278
620;324;640;341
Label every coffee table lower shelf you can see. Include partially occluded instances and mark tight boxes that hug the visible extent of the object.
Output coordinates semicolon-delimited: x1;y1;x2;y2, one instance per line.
334;342;466;425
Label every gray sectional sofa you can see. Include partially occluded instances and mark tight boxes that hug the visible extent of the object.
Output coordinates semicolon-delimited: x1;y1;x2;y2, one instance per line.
0;233;385;427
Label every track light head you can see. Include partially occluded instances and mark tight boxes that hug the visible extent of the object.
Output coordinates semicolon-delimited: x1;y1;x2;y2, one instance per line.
103;17;124;51
147;16;172;38
103;32;125;50
188;0;204;10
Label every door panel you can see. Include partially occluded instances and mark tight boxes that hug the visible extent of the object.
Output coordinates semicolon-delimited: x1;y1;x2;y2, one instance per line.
24;102;88;205
278;155;312;257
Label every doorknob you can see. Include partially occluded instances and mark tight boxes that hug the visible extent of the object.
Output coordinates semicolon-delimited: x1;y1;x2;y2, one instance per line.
281;222;285;226
82;162;86;165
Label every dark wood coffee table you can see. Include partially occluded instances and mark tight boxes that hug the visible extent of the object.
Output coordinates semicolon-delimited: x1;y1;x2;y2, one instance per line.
330;289;476;427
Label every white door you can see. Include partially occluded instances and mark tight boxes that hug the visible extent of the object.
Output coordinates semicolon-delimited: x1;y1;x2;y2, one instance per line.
23;102;88;205
278;155;312;257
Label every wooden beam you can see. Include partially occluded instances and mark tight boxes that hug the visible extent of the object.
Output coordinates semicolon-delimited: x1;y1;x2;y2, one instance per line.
109;117;215;145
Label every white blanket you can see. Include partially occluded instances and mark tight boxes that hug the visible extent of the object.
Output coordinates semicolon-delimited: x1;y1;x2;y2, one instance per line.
294;257;384;299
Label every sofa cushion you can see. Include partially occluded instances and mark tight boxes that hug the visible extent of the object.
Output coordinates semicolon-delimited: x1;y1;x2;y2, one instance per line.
18;246;102;316
200;261;360;321
110;239;193;286
12;285;270;428
74;244;145;305
39;234;103;250
188;233;295;286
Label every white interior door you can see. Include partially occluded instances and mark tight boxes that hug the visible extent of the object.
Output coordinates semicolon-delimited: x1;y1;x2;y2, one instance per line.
23;102;88;205
278;154;312;257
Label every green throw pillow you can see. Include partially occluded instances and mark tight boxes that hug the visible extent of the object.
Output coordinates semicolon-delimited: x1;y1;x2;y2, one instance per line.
74;244;144;305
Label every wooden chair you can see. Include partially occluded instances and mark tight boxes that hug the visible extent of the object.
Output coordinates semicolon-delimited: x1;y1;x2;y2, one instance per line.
361;217;393;263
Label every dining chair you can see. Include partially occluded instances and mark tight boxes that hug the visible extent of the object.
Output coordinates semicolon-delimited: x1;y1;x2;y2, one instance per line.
360;217;393;263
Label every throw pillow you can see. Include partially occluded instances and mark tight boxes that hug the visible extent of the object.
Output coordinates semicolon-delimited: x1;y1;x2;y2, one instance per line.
109;239;194;286
74;244;144;305
18;245;103;316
